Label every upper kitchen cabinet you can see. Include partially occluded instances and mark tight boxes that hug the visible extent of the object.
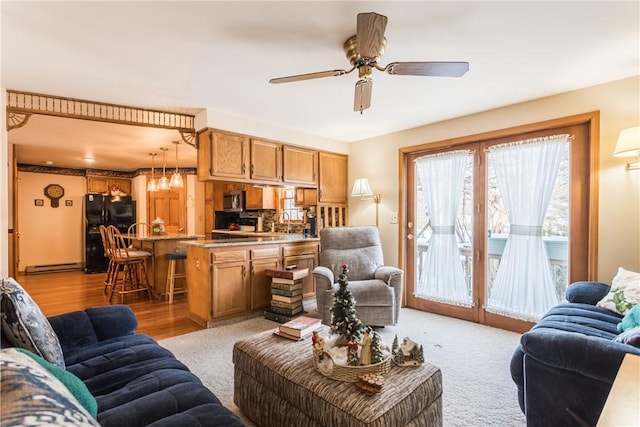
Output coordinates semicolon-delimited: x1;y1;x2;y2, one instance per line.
245;185;276;210
198;129;250;181
318;152;348;204
282;146;317;187
250;139;282;183
87;176;131;195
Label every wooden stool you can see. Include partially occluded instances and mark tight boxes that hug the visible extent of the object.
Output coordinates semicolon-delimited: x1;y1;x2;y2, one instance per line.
165;250;187;303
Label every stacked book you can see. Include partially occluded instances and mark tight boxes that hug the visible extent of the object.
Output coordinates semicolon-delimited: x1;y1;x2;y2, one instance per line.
265;266;309;323
274;315;322;341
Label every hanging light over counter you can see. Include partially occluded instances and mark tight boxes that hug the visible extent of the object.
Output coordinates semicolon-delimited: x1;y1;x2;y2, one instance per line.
170;140;184;188
158;147;170;191
147;152;158;192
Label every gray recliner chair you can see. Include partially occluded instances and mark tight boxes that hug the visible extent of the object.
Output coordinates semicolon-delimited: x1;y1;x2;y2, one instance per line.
313;226;403;327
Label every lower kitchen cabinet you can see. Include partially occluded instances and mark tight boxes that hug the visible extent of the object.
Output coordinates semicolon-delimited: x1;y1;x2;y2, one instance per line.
250;246;281;310
185;239;318;327
283;242;319;298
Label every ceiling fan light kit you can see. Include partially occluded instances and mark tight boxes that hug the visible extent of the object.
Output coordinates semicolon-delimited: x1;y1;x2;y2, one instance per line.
269;12;469;113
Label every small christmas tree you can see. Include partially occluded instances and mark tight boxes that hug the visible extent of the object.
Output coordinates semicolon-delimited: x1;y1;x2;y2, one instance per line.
416;345;425;364
392;335;399;353
370;331;384;364
330;263;365;342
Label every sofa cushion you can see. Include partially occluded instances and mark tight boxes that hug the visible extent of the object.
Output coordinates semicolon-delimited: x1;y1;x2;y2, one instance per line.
0;277;65;368
0;348;100;426
596;267;640;315
565;281;611;305
17;347;98;418
617;303;640;332
613;326;640;348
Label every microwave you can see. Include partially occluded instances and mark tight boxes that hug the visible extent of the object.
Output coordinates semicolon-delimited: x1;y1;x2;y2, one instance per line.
223;191;245;212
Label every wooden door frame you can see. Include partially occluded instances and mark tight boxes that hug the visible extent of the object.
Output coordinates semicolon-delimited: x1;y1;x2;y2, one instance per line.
398;112;599;331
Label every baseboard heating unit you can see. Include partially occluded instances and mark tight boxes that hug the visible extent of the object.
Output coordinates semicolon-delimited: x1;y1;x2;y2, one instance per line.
25;262;84;275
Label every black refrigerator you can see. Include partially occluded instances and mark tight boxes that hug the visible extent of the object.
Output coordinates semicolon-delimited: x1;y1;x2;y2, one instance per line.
84;194;136;273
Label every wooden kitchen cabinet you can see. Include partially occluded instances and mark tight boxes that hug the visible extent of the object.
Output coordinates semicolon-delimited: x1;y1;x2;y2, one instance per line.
186;239;319;327
282;145;317;187
198;129;250;181
250;246;281;310
245;185;276;210
87;176;131;195
294;188;318;207
211;249;250;319
318;152;348;203
250;139;282;183
283;242;319;297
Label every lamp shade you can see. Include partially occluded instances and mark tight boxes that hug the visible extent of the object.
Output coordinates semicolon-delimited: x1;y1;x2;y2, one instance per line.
351;178;374;197
170;172;184;188
613;126;640;157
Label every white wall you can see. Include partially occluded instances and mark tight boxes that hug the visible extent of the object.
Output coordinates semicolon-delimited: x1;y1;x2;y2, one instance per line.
16;172;86;271
348;76;640;283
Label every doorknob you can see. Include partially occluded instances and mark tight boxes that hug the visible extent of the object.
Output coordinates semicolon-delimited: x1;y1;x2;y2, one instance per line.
407;234;414;240
407;222;414;228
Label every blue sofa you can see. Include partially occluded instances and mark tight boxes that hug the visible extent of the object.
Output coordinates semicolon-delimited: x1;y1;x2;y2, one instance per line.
510;281;640;427
1;277;244;427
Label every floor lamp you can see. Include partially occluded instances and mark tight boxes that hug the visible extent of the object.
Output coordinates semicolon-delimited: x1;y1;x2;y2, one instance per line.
351;178;381;227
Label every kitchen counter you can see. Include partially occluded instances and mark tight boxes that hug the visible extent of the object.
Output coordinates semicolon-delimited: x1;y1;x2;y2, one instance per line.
129;234;203;298
184;234;319;248
128;233;204;241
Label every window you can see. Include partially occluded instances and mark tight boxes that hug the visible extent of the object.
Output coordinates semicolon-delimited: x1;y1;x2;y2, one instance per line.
279;188;303;223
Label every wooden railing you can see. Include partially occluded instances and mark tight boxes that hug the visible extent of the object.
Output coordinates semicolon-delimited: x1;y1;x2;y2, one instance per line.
318;204;348;230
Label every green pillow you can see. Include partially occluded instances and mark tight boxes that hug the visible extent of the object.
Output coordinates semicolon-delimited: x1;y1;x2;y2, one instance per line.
16;348;98;418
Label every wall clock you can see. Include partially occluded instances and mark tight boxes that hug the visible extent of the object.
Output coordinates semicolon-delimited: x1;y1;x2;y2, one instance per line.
44;184;65;207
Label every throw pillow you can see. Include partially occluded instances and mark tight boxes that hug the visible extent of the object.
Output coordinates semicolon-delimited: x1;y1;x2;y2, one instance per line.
613;326;640;348
16;348;98;418
0;277;65;368
596;267;640;316
618;304;640;332
0;348;100;426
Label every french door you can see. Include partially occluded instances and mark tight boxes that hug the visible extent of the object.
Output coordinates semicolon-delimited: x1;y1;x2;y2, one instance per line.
402;116;597;332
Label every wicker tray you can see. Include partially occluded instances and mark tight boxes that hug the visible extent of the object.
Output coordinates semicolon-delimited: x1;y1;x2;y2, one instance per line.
313;350;392;382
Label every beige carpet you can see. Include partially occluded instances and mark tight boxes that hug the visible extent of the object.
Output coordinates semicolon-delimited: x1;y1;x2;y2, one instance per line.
159;303;526;426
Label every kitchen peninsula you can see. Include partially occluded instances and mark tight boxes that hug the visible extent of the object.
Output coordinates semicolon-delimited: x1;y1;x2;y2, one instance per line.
130;234;202;299
182;235;319;327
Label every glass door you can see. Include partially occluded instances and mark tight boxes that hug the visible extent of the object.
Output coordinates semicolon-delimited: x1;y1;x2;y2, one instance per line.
403;119;595;331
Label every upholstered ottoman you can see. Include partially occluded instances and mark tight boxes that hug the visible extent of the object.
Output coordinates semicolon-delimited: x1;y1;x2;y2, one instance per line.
233;327;442;427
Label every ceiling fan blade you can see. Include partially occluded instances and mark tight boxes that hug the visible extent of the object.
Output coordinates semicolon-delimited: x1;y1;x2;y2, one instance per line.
353;79;372;113
356;12;388;58
384;61;469;77
269;69;350;84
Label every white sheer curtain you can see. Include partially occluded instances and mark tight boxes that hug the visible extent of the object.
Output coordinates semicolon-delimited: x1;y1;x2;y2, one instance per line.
415;150;471;306
486;135;569;321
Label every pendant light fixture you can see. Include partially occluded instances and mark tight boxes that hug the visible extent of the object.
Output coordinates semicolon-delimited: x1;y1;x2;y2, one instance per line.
169;140;184;188
158;147;170;191
147;152;159;192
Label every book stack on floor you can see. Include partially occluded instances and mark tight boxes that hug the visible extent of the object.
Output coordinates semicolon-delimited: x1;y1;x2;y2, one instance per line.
274;315;322;341
265;266;309;323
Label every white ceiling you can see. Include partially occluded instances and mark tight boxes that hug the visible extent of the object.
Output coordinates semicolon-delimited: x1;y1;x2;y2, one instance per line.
3;1;639;172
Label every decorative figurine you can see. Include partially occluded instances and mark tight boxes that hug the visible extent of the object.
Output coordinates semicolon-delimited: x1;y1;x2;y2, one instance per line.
359;327;372;365
312;330;325;361
347;336;360;366
392;335;424;367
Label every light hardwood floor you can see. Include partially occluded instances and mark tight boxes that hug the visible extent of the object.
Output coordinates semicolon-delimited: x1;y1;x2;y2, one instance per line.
15;271;203;341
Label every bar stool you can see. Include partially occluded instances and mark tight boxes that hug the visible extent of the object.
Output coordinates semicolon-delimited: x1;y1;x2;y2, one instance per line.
165;250;187;303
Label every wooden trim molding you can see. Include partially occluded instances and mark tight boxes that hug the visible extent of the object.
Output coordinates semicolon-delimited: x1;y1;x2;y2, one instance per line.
6;90;197;146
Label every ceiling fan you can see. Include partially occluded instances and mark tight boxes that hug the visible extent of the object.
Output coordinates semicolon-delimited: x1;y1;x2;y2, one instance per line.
269;12;469;113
